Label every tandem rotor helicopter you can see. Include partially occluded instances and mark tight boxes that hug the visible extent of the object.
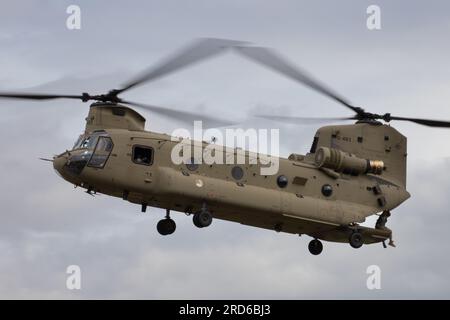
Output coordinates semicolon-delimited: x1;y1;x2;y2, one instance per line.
2;38;449;255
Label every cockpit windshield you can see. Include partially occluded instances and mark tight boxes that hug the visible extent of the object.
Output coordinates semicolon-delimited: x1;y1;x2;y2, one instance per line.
72;131;107;150
65;131;113;175
73;135;84;149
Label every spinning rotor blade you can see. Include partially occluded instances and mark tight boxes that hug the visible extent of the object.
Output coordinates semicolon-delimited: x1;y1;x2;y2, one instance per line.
255;114;355;124
122;100;233;128
256;112;450;128
388;116;450;128
235;46;450;128
0;92;84;101
0;38;246;106
234;46;362;115
4;38;449;130
117;38;247;94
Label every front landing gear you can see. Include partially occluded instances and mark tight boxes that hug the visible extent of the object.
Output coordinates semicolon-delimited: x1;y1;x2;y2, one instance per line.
157;209;176;236
308;239;323;255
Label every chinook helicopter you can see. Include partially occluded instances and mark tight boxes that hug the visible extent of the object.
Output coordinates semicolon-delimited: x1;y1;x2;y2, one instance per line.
2;39;450;255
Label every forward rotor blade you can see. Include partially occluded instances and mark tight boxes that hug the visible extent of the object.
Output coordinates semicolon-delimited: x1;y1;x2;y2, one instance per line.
255;114;354;124
117;38;247;94
0;92;84;101
234;46;362;115
389;116;450;128
122;100;233;128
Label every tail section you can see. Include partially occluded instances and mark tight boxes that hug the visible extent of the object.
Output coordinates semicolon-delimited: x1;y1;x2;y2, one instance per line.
312;123;407;188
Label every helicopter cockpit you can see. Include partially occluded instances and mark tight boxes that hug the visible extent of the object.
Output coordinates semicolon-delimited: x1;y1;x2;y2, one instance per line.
54;131;114;178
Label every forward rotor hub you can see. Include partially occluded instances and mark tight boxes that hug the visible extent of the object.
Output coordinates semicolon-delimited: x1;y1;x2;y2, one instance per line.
81;90;122;104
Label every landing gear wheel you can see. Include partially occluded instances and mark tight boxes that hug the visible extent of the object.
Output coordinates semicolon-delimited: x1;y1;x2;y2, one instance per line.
193;213;202;228
157;218;176;236
193;211;213;228
308;239;323;255
349;232;363;249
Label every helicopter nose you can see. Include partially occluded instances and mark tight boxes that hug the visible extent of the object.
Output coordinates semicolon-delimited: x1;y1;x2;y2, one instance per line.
53;155;68;175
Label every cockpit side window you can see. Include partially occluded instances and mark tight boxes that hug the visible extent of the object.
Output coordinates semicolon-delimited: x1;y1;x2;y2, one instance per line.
132;145;153;166
88;136;114;168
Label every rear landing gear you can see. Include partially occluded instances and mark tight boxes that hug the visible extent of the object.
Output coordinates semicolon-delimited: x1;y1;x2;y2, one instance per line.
193;203;213;228
376;210;395;248
157;209;176;236
308;239;323;255
349;232;363;249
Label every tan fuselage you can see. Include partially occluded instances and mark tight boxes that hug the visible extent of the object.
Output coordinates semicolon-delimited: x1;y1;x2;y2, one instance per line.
54;127;410;244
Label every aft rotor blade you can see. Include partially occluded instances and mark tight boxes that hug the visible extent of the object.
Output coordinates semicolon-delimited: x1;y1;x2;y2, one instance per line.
389;116;450;128
117;38;247;94
234;46;362;115
122;100;234;128
255;114;355;124
0;92;84;101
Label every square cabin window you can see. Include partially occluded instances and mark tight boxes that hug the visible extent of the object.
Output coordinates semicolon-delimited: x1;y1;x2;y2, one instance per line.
132;146;153;166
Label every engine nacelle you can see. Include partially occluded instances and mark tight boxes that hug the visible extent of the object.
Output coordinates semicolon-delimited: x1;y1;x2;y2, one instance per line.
315;147;384;175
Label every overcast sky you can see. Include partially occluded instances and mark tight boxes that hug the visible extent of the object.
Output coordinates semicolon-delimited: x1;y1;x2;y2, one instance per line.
1;0;450;299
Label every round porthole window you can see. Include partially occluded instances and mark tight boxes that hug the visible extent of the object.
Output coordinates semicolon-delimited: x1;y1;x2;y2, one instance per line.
321;184;333;197
185;157;199;171
277;175;288;188
231;166;244;180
